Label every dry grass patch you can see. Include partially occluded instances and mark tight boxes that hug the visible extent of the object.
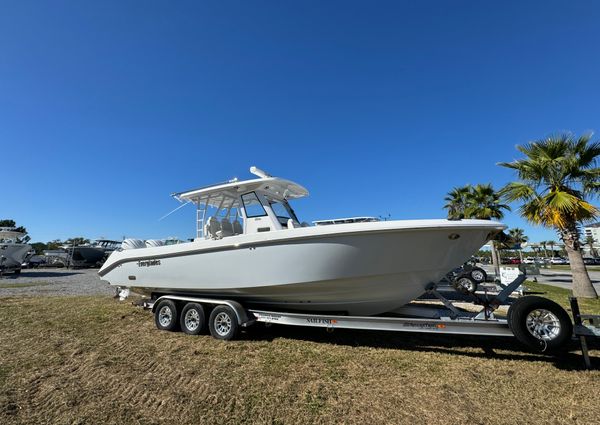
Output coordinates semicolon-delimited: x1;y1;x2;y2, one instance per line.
0;296;599;424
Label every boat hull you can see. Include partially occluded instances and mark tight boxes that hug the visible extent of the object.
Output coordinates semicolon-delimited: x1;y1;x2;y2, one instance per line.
0;244;32;271
99;221;501;315
70;247;106;267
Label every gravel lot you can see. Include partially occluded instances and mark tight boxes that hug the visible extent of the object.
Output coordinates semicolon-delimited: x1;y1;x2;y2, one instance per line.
0;268;113;297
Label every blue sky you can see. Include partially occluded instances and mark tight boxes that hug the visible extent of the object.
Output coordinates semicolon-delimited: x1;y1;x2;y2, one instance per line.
1;1;599;244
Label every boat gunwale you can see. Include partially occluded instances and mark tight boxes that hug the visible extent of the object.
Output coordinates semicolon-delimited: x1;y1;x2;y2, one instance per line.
98;220;503;277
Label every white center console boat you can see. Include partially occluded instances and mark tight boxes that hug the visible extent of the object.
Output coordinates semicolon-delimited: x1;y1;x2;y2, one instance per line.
99;167;505;315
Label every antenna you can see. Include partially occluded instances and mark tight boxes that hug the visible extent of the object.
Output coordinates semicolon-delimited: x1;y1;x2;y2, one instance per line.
159;200;192;221
250;166;272;179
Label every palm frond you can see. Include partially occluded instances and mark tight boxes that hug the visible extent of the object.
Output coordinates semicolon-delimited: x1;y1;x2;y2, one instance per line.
500;132;600;230
499;182;536;203
518;198;548;226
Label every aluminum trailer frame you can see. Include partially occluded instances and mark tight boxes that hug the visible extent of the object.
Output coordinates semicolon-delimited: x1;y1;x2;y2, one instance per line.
249;310;514;337
146;274;527;339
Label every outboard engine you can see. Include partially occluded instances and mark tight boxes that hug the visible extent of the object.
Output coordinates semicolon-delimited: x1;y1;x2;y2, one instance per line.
121;239;146;250
145;239;165;248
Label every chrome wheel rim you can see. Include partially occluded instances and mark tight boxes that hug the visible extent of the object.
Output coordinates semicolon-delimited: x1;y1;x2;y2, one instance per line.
158;306;173;327
471;270;485;282
214;312;232;336
457;278;475;292
185;309;200;331
525;309;561;341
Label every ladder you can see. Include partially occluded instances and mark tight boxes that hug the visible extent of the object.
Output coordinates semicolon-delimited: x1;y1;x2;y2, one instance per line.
196;196;210;239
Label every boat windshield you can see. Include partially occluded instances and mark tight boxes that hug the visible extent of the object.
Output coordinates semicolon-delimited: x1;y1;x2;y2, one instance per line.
268;199;299;226
241;192;267;218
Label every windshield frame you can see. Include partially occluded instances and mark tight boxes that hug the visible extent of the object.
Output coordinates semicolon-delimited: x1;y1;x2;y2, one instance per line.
267;198;299;225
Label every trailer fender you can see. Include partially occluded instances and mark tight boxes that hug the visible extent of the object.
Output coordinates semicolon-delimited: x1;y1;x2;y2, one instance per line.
151;295;253;326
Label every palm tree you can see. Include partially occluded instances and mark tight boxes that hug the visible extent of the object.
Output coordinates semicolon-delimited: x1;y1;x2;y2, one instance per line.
531;243;542;258
539;240;549;258
444;184;510;278
465;184;511;278
508;228;528;262
499;133;600;298
0;219;27;234
65;237;91;246
464;184;511;221
584;235;597;258
559;244;568;258
547;240;557;258
508;228;528;245
443;186;472;220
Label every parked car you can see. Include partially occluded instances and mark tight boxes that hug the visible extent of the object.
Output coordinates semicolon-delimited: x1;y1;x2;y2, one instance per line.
501;257;520;265
522;257;536;264
550;257;568;265
445;263;488;294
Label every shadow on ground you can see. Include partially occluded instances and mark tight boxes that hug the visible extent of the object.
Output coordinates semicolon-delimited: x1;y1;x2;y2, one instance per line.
541;274;600;283
241;323;599;371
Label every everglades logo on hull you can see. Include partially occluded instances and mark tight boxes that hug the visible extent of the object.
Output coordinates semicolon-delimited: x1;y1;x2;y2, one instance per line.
137;259;161;268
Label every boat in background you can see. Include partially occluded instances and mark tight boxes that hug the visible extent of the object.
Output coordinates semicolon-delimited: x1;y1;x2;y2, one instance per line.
0;227;33;275
68;245;106;268
67;239;123;268
41;240;123;268
99;166;505;315
42;249;70;267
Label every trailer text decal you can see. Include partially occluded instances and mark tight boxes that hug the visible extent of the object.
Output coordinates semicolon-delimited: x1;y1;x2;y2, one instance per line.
306;318;338;325
402;323;438;329
137;259;161;268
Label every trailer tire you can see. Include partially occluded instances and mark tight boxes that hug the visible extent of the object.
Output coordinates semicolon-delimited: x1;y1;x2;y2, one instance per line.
209;305;239;340
507;296;572;352
470;267;487;283
180;303;206;335
154;299;179;332
453;276;478;294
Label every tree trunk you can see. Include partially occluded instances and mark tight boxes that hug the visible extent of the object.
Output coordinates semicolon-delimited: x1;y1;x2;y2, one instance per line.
565;245;597;298
561;227;598;299
490;241;501;281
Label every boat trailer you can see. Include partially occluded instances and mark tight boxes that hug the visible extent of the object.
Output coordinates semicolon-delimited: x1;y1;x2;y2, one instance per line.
138;273;573;353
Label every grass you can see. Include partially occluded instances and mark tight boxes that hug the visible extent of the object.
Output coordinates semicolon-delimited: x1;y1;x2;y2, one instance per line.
525;280;600;315
547;265;600;272
0;295;599;424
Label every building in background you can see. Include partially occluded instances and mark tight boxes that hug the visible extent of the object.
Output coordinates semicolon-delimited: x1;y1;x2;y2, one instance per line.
583;223;600;257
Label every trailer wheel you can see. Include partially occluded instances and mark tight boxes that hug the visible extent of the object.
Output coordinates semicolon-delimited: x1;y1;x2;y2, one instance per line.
208;305;239;340
453;276;478;294
180;303;206;335
154;299;179;332
507;296;572;352
470;267;487;283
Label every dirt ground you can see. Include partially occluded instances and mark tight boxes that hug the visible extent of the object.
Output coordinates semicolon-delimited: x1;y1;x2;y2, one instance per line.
1;294;599;425
0;268;112;297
